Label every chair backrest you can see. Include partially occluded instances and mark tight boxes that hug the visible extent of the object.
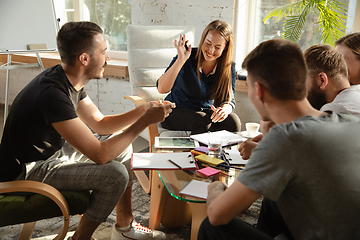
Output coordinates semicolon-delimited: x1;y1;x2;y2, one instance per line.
126;25;195;102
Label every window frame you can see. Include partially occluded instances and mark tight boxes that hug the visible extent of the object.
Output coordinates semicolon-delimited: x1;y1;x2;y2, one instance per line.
72;0;128;60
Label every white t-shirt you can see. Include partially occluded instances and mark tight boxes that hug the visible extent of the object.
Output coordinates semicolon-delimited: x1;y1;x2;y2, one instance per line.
321;85;360;119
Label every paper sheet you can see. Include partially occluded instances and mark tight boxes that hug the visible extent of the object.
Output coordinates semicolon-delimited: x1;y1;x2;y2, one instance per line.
179;179;210;199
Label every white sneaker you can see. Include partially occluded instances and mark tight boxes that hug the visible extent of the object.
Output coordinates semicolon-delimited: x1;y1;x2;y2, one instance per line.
111;220;166;240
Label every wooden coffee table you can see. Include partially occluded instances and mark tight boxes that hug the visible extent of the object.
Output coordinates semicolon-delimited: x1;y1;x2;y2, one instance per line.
148;157;242;240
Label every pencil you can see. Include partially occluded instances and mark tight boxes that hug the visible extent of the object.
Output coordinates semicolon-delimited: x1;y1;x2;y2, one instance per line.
168;159;182;169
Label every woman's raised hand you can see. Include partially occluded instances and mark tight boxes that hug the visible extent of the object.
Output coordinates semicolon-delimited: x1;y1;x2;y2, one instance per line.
174;34;191;61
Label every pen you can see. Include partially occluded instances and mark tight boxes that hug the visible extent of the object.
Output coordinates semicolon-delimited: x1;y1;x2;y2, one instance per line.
222;151;230;165
168;159;183;169
218;170;231;177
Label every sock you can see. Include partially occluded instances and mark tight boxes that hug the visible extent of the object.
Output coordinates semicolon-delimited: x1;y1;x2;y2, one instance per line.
116;224;131;231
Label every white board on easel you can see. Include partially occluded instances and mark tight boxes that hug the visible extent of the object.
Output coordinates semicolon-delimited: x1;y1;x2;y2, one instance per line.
0;0;58;53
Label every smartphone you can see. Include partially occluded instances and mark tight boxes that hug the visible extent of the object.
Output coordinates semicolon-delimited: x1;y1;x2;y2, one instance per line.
182;36;189;51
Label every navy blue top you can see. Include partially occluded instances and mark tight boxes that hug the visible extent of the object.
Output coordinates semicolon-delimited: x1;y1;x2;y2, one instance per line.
158;48;236;111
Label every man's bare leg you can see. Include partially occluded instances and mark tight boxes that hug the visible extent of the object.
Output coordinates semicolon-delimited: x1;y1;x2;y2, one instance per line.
71;215;100;240
115;186;133;227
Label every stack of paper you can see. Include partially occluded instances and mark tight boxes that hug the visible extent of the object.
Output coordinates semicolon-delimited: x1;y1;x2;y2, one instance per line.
190;130;246;147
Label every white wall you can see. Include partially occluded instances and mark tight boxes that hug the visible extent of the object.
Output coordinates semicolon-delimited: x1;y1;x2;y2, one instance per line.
132;0;235;45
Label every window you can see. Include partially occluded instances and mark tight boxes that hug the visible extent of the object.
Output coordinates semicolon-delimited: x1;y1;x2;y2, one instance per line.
234;0;356;71
53;0;131;59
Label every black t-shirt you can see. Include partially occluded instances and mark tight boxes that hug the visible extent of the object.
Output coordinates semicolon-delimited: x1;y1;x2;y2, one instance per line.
0;65;87;182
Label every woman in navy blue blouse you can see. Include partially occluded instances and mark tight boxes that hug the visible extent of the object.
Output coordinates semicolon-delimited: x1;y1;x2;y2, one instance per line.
157;20;241;134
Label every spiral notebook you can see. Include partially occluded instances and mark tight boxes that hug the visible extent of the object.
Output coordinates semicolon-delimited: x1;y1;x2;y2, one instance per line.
131;152;197;170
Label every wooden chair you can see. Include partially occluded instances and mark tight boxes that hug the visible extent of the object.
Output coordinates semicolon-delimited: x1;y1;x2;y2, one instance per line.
0;180;90;240
125;25;195;193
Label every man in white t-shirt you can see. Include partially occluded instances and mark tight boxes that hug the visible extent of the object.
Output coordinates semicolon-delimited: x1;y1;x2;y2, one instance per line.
239;43;360;161
305;44;360;119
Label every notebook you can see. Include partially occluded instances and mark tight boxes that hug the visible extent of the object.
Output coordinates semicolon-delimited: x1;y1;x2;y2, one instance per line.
195;154;225;166
179;179;210;199
131;152;197;170
224;150;248;165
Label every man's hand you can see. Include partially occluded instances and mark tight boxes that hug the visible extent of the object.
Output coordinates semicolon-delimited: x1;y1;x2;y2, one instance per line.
207;181;228;206
238;133;263;160
238;140;258;160
238;121;275;160
260;120;275;135
141;100;175;125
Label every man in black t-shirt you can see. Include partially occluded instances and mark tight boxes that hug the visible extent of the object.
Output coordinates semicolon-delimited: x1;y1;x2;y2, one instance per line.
0;22;173;240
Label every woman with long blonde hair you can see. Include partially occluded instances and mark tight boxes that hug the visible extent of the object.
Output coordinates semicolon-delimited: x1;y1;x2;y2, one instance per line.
157;20;241;134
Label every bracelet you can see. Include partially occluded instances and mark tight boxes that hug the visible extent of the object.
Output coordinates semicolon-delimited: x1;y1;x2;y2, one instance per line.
219;101;234;110
219;101;230;107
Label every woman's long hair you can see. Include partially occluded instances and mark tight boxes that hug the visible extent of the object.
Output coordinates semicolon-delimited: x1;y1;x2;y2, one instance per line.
336;32;360;60
196;20;234;107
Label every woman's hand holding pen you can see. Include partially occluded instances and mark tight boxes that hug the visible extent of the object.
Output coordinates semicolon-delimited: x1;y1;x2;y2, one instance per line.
210;104;231;122
174;34;191;61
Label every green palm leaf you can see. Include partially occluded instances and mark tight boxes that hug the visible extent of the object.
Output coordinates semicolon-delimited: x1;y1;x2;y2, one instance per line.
263;1;303;23
263;0;348;46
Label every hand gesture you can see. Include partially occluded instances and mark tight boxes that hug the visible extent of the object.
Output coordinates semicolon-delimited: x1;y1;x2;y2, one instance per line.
210;105;230;122
142;100;175;125
174;34;191;62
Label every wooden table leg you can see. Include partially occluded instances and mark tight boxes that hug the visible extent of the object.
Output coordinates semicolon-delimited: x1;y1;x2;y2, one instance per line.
188;202;207;240
149;170;168;229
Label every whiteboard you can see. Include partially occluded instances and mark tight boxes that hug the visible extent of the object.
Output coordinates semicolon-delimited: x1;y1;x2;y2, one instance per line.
0;0;58;53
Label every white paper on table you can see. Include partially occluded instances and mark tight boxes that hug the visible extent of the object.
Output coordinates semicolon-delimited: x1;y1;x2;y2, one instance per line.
179;179;210;199
190;130;246;147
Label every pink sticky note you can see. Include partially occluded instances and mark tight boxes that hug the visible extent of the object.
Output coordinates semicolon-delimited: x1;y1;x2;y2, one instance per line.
197;166;220;177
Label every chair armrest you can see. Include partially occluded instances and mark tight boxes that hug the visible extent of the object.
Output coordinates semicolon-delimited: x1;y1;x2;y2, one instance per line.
124;95;147;106
0;180;70;240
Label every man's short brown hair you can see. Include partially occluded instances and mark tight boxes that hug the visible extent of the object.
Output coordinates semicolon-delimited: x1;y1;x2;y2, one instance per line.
242;39;307;100
304;44;348;85
57;21;103;66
